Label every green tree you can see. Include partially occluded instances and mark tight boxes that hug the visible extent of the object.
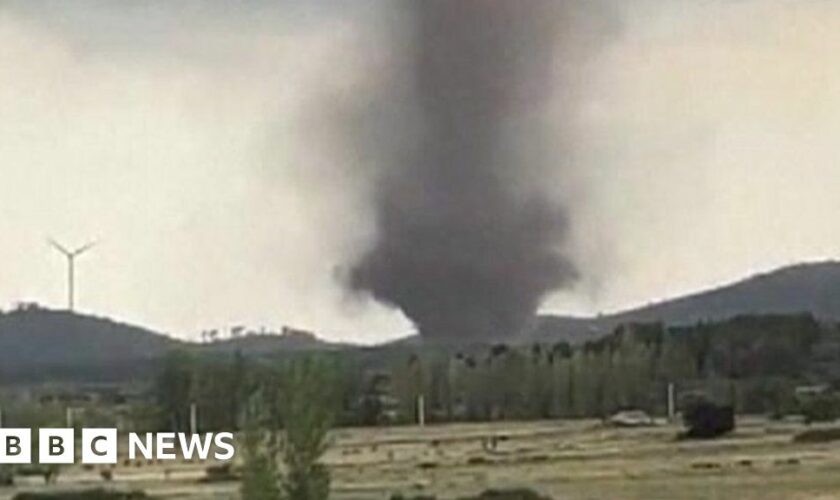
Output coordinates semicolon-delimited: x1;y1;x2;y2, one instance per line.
240;357;336;500
155;349;195;431
240;421;282;500
279;358;335;500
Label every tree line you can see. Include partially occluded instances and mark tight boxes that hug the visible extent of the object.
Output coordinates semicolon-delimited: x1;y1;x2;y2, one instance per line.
149;313;833;431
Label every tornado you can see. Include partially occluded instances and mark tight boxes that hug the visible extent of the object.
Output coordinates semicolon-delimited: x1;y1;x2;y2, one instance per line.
350;1;590;341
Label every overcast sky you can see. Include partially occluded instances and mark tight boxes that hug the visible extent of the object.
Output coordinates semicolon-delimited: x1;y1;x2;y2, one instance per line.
1;1;839;343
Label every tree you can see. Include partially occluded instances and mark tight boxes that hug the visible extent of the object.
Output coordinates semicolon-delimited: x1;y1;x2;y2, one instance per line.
279;358;335;500
800;391;840;424
240;357;336;500
155;350;195;431
240;421;282;500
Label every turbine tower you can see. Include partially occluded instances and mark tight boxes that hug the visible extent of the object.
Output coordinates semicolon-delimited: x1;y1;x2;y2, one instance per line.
48;239;96;312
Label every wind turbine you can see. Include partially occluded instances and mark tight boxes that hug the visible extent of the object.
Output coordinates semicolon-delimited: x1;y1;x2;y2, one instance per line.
48;238;96;312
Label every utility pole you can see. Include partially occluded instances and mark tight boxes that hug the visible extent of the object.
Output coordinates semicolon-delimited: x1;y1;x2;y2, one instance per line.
49;239;96;311
667;382;676;422
190;403;198;435
417;394;426;427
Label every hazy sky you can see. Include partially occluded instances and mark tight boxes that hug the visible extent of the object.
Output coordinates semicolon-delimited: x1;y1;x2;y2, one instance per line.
2;1;839;343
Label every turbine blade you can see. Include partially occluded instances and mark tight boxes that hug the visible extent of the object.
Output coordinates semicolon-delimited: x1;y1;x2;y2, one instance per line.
72;240;97;256
47;238;71;256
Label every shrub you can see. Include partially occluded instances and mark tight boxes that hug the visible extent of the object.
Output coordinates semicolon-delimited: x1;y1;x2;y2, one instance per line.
458;488;552;500
0;465;13;486
201;463;240;483
793;427;840;443
800;393;840;423
466;456;490;465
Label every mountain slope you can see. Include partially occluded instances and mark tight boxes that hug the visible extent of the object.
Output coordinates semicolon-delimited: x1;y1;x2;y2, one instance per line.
3;260;840;376
0;307;338;381
0;306;178;381
534;261;840;343
0;307;177;362
198;331;346;355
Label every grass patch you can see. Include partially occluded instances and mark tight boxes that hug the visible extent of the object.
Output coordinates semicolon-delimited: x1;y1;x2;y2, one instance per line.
13;490;148;500
793;427;840;443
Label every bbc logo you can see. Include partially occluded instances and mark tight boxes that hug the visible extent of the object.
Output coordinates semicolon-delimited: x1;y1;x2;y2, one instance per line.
0;429;117;464
0;429;234;464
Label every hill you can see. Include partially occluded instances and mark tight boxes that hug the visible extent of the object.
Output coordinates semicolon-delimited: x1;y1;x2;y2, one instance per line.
0;306;338;382
3;261;840;379
534;261;840;343
0;306;178;381
197;330;346;355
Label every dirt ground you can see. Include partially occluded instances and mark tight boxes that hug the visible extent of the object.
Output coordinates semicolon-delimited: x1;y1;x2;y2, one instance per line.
3;418;840;499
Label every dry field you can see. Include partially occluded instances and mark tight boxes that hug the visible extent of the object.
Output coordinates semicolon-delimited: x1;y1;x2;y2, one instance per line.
3;418;840;499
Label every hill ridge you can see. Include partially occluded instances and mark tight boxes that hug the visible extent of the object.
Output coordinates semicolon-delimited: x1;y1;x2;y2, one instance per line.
3;260;840;378
534;260;840;342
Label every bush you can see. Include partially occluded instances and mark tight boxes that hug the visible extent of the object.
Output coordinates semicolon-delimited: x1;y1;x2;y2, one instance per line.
0;465;14;486
681;399;735;439
793;427;840;443
466;456;491;465
201;463;240;483
13;490;147;500
800;393;840;423
458;489;552;500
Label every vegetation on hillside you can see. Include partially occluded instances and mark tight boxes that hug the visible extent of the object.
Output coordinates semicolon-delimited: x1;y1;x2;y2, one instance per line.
136;314;838;431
